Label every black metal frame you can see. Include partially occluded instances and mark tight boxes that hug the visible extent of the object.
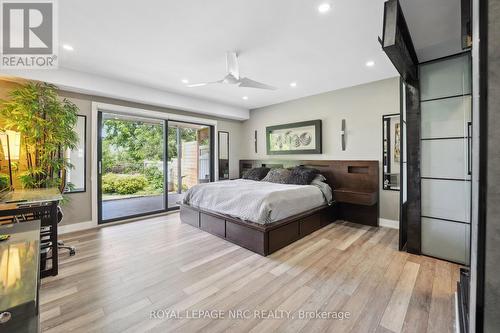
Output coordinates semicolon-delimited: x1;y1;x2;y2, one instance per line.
266;120;322;155
382;113;400;191
218;131;229;180
399;78;407;251
64;114;87;194
404;78;421;255
97;112;215;224
474;0;488;329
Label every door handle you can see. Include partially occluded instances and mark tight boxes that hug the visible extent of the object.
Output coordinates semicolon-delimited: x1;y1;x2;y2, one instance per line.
98;161;102;175
467;122;472;176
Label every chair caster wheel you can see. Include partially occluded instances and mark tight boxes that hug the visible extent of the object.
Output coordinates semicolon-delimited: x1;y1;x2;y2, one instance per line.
69;249;76;256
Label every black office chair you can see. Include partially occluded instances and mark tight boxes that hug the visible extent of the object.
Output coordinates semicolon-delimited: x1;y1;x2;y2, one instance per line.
56;207;76;256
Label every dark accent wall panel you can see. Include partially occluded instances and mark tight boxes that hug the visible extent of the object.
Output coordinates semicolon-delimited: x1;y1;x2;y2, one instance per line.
483;0;500;331
381;0;419;82
405;80;421;254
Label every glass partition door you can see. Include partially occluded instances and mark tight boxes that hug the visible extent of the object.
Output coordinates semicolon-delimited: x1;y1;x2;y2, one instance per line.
167;121;213;209
98;112;167;223
419;53;472;264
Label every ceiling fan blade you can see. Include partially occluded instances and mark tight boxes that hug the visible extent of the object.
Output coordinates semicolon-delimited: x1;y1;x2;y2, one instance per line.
238;77;276;90
187;79;223;88
226;51;240;79
187;83;209;87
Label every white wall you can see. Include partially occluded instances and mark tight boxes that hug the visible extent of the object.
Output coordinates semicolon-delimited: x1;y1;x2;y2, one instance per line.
216;120;242;180
241;77;400;221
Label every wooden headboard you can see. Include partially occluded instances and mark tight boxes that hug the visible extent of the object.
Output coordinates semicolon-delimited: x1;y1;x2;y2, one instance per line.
239;159;379;192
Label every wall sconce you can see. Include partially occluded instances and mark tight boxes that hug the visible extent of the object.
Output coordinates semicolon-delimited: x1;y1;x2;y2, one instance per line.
254;130;258;154
0;130;21;189
341;119;346;151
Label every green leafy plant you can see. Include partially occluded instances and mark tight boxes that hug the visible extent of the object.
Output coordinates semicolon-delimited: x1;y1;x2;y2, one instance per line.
0;82;79;192
0;173;9;190
144;166;164;190
102;173;148;195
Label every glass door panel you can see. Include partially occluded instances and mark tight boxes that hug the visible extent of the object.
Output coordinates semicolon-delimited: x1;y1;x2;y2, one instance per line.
98;112;166;223
421;178;471;223
421;96;471;138
167;121;212;209
421;217;468;264
420;53;471;100
421;139;469;179
420;53;472;264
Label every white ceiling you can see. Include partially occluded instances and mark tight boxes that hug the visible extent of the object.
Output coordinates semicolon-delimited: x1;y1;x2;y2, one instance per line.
400;0;463;62
1;0;462;118
52;0;397;110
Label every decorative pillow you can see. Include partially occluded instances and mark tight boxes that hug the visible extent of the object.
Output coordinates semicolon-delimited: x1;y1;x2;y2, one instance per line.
311;174;326;183
286;166;320;185
242;167;270;181
261;168;292;184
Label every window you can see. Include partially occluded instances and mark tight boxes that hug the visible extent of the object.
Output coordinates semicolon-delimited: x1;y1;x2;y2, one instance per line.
65;115;86;193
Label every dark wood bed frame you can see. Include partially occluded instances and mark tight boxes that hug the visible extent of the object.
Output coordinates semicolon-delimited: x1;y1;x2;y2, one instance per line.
180;160;379;256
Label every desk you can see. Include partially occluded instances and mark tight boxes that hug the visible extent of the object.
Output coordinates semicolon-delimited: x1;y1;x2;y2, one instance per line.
0;188;63;205
0;188;62;278
0;221;40;332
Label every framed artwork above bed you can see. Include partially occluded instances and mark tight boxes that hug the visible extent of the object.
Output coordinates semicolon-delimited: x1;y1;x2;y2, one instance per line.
266;120;322;155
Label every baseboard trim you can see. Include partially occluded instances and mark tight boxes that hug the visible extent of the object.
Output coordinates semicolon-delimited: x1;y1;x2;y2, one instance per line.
59;221;96;234
379;218;399;229
59;210;179;235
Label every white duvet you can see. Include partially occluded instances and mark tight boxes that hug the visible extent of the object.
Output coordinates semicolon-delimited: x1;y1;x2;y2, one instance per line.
182;179;332;224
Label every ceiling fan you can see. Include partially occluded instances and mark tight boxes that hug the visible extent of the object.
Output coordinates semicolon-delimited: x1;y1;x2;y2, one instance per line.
187;52;277;90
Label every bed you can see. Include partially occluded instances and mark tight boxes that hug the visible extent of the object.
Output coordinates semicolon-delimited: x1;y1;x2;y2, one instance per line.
180;160;378;256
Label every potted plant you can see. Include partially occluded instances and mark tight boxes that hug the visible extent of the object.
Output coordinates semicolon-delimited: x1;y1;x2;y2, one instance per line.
0;82;79;193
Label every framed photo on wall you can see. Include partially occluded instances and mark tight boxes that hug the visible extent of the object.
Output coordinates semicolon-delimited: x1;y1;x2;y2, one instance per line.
266;120;322;155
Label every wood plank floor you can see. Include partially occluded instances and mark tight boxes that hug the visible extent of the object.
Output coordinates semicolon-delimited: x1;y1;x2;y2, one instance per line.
40;213;460;333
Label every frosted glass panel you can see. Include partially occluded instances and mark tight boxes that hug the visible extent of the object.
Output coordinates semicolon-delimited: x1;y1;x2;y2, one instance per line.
421;179;471;222
465;225;470;264
421;96;471;139
422;218;467;264
420;54;471;100
421;139;468;179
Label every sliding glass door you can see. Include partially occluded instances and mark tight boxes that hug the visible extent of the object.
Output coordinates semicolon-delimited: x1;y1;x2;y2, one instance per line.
97;112;213;223
98;112;166;222
419;53;471;264
167;121;213;209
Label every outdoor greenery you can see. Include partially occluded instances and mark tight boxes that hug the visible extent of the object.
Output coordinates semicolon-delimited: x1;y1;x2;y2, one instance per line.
102;120;197;174
0;82;79;192
102;173;148;195
0;173;9;190
144;166;164;190
101;118;203;197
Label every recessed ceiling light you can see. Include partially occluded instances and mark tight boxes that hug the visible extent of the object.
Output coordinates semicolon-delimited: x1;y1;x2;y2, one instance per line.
365;60;375;67
62;44;74;51
318;3;331;13
290;82;297;88
181;79;189;84
242;96;248;100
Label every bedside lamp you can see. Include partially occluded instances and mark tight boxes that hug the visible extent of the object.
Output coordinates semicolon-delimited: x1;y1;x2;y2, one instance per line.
0;130;21;189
